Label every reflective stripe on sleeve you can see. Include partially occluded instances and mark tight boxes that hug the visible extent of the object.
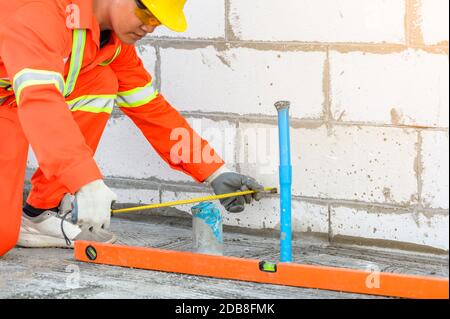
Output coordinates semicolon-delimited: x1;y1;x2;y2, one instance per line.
117;82;158;108
13;69;65;105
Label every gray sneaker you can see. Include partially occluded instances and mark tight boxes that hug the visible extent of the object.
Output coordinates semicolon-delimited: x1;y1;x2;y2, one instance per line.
17;195;116;249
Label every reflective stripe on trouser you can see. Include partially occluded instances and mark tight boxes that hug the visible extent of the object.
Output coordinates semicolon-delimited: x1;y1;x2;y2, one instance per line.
0;78;11;88
117;81;158;108
1;78;14;103
0;105;29;256
67;95;116;114
26;65;119;209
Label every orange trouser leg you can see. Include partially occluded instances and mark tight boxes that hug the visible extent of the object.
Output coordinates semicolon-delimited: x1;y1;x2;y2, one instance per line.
26;66;118;209
0;105;29;256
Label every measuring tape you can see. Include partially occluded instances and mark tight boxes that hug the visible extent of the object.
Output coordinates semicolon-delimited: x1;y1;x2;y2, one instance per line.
111;187;278;215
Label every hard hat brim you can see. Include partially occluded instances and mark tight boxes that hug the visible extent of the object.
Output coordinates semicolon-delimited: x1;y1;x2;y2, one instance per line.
141;1;188;32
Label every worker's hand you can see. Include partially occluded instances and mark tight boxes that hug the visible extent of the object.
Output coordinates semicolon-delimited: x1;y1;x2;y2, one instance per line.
72;180;117;231
210;172;264;213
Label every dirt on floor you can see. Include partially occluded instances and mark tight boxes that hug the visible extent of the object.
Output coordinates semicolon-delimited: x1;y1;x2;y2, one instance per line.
0;214;448;299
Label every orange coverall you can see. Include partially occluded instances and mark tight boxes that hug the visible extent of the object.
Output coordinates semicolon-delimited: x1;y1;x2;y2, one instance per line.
0;0;224;256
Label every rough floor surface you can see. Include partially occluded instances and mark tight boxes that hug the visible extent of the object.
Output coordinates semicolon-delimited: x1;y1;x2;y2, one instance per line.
0;214;448;299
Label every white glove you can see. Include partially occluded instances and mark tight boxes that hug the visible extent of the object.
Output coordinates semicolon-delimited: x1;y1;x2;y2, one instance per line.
72;180;117;231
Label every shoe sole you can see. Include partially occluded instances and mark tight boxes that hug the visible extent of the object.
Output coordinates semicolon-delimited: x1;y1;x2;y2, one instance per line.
17;232;117;249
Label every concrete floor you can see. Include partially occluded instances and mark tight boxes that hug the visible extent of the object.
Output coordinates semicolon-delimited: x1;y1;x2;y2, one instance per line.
0;214;448;299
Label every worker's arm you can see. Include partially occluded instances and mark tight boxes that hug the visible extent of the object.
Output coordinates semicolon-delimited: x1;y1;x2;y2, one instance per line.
111;44;264;212
0;4;102;193
110;44;225;183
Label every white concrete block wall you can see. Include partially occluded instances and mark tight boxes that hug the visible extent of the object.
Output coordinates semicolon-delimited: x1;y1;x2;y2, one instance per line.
421;131;449;209
330;49;449;127
225;199;330;234
95;116;237;182
136;45;157;80
160;189;213;214
330;206;449;250
420;0;450;45
161;191;329;235
25;0;449;252
160;47;325;119
229;0;406;43
240;124;419;205
27;147;38;170
111;188;159;206
153;0;225;39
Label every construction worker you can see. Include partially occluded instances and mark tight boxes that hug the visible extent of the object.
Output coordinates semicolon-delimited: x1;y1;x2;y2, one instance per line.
0;0;264;256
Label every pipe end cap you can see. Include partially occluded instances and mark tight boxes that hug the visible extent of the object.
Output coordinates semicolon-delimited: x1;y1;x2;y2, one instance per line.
275;101;291;111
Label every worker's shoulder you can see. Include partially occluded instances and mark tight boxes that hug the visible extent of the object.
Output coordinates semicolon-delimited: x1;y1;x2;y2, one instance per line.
2;0;69;30
0;0;71;47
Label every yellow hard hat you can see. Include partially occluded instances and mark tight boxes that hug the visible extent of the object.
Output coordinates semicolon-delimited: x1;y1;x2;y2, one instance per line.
140;0;188;32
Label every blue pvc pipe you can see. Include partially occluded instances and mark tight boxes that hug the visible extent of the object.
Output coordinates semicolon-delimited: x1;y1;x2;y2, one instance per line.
275;101;292;263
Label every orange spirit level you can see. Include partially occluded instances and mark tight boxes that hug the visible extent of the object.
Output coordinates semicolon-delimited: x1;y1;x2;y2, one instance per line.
74;102;449;299
75;241;449;299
